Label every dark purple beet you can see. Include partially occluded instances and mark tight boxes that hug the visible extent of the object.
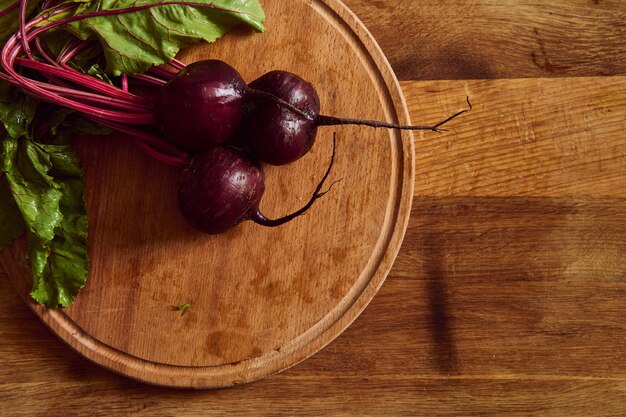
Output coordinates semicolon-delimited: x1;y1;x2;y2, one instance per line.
178;146;265;234
238;70;320;166
239;71;471;166
156;60;247;153
178;137;339;235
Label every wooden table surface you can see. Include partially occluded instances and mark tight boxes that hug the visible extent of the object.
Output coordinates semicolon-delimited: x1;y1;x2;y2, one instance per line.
2;1;625;415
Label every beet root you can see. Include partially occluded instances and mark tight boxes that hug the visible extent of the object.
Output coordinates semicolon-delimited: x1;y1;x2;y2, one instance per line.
237;70;320;166
156;60;247;153
178;146;265;234
177;135;339;235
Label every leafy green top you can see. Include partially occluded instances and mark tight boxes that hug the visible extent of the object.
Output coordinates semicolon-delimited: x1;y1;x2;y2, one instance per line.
67;0;266;75
0;0;266;307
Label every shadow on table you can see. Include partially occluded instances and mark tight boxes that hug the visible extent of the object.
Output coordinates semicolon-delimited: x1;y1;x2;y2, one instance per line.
422;232;460;374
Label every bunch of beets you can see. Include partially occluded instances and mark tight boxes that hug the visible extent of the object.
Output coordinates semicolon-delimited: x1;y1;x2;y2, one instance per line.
156;60;470;234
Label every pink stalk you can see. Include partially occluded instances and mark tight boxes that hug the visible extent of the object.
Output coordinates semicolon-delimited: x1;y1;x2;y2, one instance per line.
34;37;58;66
8;2;228;103
2;7;129;95
43;85;153;111
0;1;19;17
56;38;82;64
31;37;72;90
130;73;167;86
2;0;247;166
3;42;156;124
82;116;186;156
2;16;154;122
170;59;186;70
84;116;188;167
19;0;33;59
133;141;188;167
14;58;147;103
8;63;153;112
149;66;176;80
121;74;128;92
30;39;97;107
6;10;148;103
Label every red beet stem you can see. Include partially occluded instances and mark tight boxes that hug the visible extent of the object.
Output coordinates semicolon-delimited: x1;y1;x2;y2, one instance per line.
57;40;91;65
315;97;473;132
252;134;339;227
149;66;177;81
0;0;264;167
2;0;248;123
85;116;188;167
170;59;186;71
130;73;168;86
19;0;33;59
1;13;156;125
33;37;56;66
14;58;148;103
0;1;19;17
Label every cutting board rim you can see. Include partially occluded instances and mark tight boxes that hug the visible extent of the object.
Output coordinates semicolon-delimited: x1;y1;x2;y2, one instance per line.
0;0;416;388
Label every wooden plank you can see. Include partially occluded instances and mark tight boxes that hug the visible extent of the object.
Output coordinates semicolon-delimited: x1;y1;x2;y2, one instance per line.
352;196;626;378
344;0;626;80
403;77;626;196
2;284;626;417
2;375;626;417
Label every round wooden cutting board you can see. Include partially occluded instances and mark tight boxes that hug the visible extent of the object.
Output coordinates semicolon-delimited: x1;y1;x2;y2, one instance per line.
1;0;415;388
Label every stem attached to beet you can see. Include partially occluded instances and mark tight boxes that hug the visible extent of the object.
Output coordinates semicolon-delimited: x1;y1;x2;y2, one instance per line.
316;97;473;132
57;40;91;65
19;0;33;59
85;116;189;167
169;59;186;71
251;83;473;133
247;80;472;132
149;66;177;81
0;1;19;18
14;58;150;104
251;133;340;227
1;16;157;125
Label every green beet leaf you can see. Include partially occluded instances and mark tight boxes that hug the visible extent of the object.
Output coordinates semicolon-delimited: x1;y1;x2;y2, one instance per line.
65;0;266;75
39;31;112;83
0;79;96;307
2;138;63;243
0;0;42;44
1;137;88;307
31;143;88;307
0;174;26;250
0;82;37;139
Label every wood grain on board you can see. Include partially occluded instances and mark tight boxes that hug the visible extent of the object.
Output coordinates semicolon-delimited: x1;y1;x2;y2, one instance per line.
2;0;626;415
